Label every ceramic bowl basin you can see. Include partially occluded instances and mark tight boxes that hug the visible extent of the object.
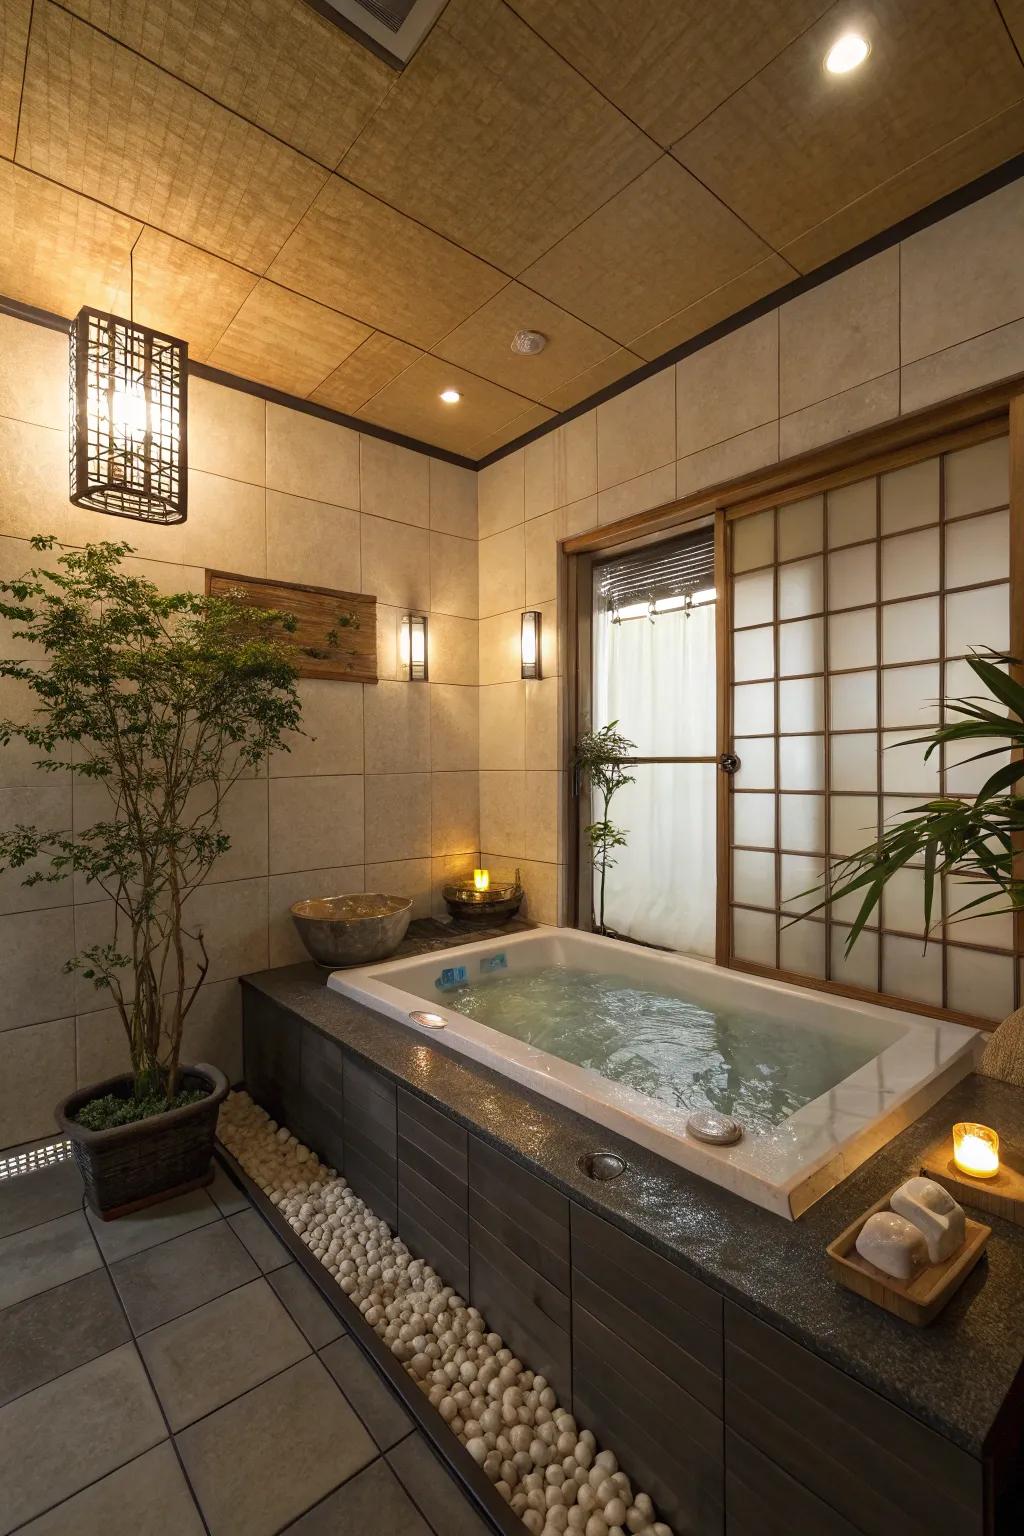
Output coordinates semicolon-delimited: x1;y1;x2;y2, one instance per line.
290;893;413;967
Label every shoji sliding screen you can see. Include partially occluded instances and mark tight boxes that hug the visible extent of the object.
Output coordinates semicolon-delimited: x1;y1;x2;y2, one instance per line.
726;430;1018;1024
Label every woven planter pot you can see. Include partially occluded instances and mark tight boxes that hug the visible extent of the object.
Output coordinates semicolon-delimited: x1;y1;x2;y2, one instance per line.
56;1063;229;1220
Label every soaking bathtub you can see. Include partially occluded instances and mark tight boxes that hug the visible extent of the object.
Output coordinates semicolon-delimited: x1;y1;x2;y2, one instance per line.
327;928;981;1218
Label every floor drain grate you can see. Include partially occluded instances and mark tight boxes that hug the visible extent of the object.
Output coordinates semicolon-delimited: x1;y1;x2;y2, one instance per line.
0;1138;73;1181
578;1150;627;1181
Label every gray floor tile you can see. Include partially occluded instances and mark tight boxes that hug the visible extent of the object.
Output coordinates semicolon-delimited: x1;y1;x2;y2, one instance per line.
112;1220;258;1334
0;1210;100;1312
15;1442;204;1536
269;1263;345;1349
321;1336;413;1451
228;1206;291;1271
140;1278;310;1430
0;1266;130;1408
208;1159;250;1216
176;1355;377;1536
285;1457;433;1534
0;1342;167;1534
87;1186;220;1262
0;1158;83;1240
387;1433;493;1536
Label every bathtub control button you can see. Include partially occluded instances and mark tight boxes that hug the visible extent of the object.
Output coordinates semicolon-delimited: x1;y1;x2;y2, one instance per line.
687;1111;742;1145
410;1010;446;1029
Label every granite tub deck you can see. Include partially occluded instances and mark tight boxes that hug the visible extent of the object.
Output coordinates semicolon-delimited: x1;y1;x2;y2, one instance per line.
240;928;1024;1536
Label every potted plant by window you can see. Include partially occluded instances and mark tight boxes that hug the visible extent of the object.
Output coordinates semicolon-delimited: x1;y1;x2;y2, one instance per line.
573;721;636;935
0;539;303;1217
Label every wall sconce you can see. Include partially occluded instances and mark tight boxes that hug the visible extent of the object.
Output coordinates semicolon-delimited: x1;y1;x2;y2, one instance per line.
70;306;188;523
400;613;428;680
521;610;541;680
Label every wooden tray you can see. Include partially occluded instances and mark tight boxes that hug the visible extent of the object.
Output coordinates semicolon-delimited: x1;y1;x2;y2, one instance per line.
827;1187;990;1326
921;1139;1024;1228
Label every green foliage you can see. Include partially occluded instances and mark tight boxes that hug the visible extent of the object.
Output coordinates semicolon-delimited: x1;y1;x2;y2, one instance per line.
76;1087;206;1132
0;538;311;1098
811;653;1024;951
574;721;636;933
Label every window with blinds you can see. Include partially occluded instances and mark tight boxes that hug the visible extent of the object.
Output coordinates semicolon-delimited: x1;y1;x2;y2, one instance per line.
596;526;715;618
727;431;1018;1023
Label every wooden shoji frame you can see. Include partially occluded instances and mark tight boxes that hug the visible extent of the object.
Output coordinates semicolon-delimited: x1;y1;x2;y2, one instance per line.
564;377;1024;1028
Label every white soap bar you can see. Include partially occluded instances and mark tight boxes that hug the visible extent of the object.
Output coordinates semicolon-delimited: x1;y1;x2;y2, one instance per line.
890;1176;965;1263
855;1211;927;1280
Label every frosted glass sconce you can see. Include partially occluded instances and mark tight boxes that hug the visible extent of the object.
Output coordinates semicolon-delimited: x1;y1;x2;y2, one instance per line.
400;613;428;681
521;610;541;680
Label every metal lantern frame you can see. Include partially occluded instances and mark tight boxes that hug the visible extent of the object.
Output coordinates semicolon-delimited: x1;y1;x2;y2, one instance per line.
520;609;542;679
69;306;188;525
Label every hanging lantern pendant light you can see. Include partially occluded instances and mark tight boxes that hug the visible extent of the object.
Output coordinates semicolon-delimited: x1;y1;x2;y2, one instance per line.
69;300;188;524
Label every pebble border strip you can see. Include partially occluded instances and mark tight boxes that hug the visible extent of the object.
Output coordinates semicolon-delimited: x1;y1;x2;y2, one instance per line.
220;1092;674;1536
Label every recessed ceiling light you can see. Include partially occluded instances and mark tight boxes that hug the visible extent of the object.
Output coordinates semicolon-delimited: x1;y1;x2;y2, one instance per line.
824;32;869;73
440;388;461;404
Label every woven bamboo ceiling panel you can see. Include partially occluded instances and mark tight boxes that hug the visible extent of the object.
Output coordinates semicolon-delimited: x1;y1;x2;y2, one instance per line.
0;0;1021;458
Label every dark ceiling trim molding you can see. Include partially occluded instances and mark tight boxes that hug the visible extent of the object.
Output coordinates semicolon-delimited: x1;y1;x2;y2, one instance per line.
0;292;477;470
476;150;1024;470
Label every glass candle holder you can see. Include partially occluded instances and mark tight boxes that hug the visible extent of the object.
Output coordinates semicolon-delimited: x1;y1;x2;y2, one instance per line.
473;868;490;892
952;1122;1000;1179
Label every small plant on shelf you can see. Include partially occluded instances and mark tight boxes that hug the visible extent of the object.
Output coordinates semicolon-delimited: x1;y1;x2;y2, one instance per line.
573;720;637;935
0;538;312;1212
812;653;1023;949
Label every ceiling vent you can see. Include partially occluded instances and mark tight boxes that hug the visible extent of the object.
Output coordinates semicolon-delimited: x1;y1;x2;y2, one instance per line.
306;0;448;66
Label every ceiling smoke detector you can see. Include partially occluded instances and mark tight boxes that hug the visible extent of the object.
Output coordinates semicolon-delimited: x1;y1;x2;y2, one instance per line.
511;329;547;356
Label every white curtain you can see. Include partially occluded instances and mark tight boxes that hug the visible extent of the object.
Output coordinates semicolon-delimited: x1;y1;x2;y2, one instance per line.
592;603;717;956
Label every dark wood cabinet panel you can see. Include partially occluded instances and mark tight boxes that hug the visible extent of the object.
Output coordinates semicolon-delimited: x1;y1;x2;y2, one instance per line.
469;1217;572;1402
726;1430;862;1536
469;1136;570;1294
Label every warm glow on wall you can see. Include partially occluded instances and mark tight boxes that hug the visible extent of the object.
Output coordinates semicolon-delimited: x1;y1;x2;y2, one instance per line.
69;307;187;524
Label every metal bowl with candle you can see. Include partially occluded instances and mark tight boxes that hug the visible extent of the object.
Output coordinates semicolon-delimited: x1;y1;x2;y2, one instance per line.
443;867;524;922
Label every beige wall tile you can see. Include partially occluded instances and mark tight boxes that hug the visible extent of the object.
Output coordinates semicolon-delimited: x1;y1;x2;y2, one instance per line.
597;370;675;491
779;372;899;459
479;611;522;685
901;179;1024;364
268;865;365;967
479;524;525;619
677;311;778;457
525;434;555;521
68;491;185;567
479;770;525;857
478;450;524;537
188;378;266;486
187;876;269;983
270;776;364;873
364;857;432;918
266;404;359;509
428;614;478;686
72;899;128;1015
364;773;430;862
0;784;72;914
429;532;478;619
360;436;429;528
430;685;479;771
361;515;430;610
376;603;400;681
183;471;266;577
539;598;559;678
0;314;66;430
525;677;559;770
0;418;70;543
597;464;675;527
676;420;778;499
205;778;269;884
181;978;243;1084
364;679;430;773
429;460;477;540
524;513;557;606
0;1016;75;1142
76;1004;127;1087
554;496;599;541
479;682;525;770
0;908;76;1029
431;771;480;855
271;680;363;778
480;853;560;926
780;249;899;415
554;413;597;506
900;319;1024;414
431;853;478;918
522;770;561;863
265;489;361;594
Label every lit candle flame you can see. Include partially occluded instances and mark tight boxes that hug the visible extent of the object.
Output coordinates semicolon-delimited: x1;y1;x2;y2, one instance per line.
473;868;490;892
952;1122;999;1179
